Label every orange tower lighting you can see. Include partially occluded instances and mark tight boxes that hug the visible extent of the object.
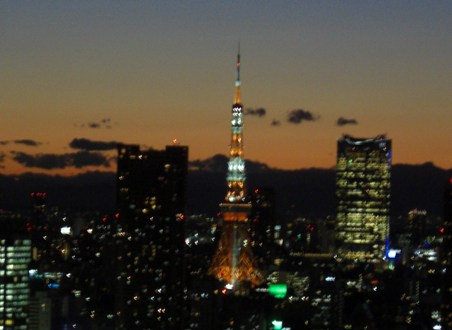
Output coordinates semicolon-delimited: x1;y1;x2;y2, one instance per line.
208;48;263;294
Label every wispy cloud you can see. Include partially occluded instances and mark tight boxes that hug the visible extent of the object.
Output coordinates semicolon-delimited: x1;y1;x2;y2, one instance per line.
0;139;42;147
244;107;266;117
287;109;318;124
336;117;358;126
88;122;101;129
78;118;113;129
271;119;281;126
14;139;42;147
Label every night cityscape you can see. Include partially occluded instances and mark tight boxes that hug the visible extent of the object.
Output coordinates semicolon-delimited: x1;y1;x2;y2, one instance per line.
1;2;452;330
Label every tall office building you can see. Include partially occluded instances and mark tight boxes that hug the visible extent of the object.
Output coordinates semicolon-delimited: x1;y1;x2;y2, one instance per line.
407;209;431;248
335;135;391;262
209;51;262;293
28;292;51;330
249;188;276;268
114;143;188;329
0;216;31;330
442;178;452;328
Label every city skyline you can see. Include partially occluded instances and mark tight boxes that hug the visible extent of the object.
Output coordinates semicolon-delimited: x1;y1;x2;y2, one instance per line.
1;2;452;175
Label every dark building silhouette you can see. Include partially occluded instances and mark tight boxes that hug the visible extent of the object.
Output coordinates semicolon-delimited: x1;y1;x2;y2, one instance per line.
114;143;188;329
336;135;391;263
442;178;452;328
406;209;437;248
29;192;47;263
249;187;276;269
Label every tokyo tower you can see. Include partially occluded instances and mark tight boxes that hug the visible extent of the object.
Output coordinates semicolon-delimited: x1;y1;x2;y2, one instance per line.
208;49;263;293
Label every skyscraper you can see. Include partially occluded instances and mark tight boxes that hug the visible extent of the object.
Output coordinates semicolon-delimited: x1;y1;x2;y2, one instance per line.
442;178;452;328
249;187;276;268
0;216;31;330
114;143;188;329
209;51;262;294
335;135;391;263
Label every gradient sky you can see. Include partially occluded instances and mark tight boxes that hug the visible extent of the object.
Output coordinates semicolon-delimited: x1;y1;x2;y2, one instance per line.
1;1;451;175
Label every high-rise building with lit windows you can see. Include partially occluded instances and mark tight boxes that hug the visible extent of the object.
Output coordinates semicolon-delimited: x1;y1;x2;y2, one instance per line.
0;217;31;330
335;135;391;262
114;143;188;329
249;187;276;268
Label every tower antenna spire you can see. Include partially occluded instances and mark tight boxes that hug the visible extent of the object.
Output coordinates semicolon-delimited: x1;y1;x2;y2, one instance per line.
234;42;241;104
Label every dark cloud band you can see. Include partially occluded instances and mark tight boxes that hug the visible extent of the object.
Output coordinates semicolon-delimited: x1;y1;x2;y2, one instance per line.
11;151;110;169
69;138;120;151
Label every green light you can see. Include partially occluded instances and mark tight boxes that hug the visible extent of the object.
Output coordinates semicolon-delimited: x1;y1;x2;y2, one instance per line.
389;260;394;270
268;284;287;299
272;320;283;330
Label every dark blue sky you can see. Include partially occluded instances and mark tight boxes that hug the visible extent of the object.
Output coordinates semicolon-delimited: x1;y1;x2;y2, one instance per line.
1;1;451;174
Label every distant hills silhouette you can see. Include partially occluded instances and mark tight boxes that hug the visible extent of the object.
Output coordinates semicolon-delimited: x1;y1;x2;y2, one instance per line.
1;155;451;219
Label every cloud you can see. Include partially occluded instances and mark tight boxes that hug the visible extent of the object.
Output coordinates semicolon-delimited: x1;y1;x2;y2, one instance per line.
80;118;113;129
88;122;101;128
336;117;358;126
14;139;42;147
244;107;266;117
69;138;120;151
287;109;318;124
11;151;111;169
271;119;281;126
0;140;42;147
70;151;111;168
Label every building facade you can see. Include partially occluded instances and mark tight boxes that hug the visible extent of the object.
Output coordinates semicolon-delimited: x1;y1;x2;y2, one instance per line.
335;135;391;262
442;178;452;328
0;217;31;330
249;187;276;269
114;143;188;329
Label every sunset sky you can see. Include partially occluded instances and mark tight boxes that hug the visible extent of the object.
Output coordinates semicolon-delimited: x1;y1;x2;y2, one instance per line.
1;1;451;175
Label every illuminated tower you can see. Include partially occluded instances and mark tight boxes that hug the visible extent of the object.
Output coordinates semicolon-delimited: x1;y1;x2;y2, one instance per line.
209;50;262;293
335;135;391;263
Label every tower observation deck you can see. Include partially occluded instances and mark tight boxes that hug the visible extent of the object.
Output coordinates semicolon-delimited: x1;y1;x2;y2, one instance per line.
208;50;262;294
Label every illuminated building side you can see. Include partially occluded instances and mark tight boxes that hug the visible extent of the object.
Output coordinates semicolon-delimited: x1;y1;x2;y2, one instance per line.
335;135;391;263
0;217;31;330
209;51;262;292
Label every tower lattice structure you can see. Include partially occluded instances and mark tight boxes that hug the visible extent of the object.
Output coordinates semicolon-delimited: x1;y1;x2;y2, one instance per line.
209;50;263;292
